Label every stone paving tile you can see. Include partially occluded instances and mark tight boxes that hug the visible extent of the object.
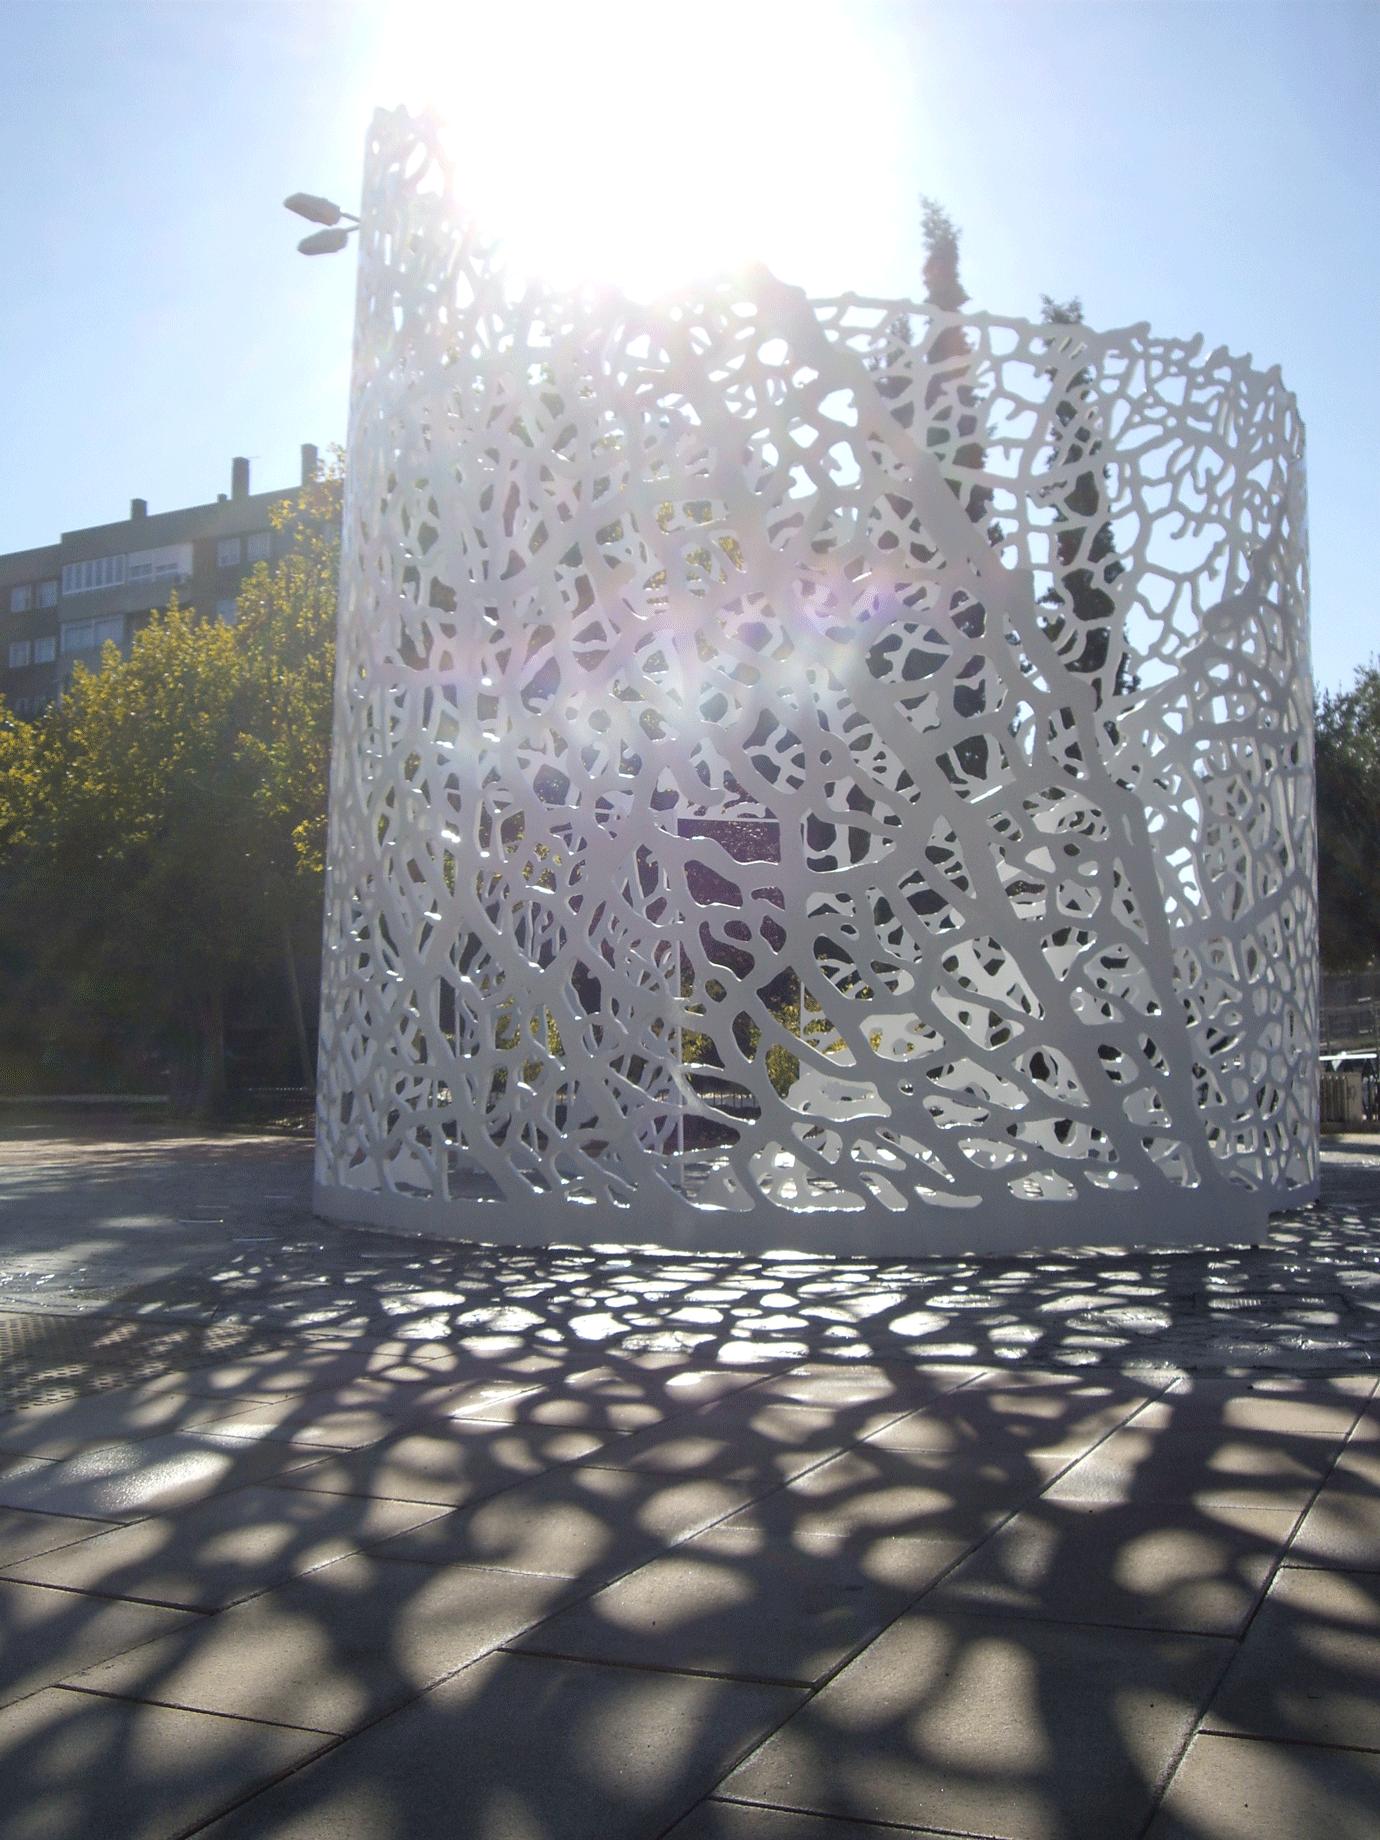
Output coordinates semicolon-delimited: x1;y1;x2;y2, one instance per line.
444;1369;674;1434
0;1385;286;1460
1328;1441;1380;1492
748;1365;975;1412
269;1417;609;1509
1283;1400;1380;1566
0;1506;121;1567
366;1464;763;1579
205;1374;550;1442
406;1360;783;1454
0;1483;446;1608
0;1686;332;1840
0;1577;197;1711
315;1370;544;1415
0;1431;328;1520
131;1343;514;1407
1202;1563;1380;1749
719;1442;1039;1548
696;1366;986;1433
1164;1372;1380;1410
929;1498;1300;1635
722;1608;1232;1840
193;1400;447;1453
689;1364;979;1434
196;1649;805;1840
65;1549;577;1734
1290;1472;1380;1570
130;1352;399;1403
511;1520;966;1687
1045;1420;1338;1511
1145;1732;1380;1840
576;1400;854;1486
1187;1382;1377;1452
859;1373;1161;1478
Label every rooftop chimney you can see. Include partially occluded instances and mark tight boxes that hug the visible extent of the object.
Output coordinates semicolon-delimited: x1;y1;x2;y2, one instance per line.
130;497;147;521
231;456;250;500
300;443;319;486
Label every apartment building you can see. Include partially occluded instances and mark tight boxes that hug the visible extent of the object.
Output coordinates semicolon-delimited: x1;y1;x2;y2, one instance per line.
0;445;318;717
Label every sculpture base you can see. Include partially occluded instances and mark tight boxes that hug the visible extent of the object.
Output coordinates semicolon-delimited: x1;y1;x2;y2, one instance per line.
312;1176;1311;1260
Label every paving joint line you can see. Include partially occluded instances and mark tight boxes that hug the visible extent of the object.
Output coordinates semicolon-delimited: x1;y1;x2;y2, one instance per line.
1190;1726;1380;1758
701;1792;1006;1838
54;1679;335;1734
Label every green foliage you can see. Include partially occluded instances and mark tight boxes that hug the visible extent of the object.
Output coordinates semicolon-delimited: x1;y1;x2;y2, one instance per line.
1040;294;1084;326
233;469;341;883
0;461;341;1109
1316;660;1380;970
0;705;38;856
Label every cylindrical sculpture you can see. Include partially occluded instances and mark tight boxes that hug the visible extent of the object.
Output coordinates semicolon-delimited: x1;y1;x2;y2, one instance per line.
314;107;1317;1255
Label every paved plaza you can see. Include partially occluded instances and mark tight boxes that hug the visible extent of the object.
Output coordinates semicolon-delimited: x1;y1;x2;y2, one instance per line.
0;1111;1377;1839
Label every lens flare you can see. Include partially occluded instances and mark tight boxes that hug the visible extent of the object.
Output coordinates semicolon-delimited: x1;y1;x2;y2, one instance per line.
371;0;907;298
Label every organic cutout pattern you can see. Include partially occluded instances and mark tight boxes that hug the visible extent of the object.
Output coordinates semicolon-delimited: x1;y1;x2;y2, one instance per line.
315;108;1316;1254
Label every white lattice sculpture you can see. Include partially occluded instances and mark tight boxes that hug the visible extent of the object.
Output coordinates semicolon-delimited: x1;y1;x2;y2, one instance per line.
314;108;1317;1254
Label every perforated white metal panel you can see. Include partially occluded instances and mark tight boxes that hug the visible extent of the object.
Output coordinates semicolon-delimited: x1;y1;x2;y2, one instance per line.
314;108;1317;1255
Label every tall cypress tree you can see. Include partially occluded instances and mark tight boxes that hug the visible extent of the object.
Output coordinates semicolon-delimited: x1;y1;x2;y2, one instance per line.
1037;293;1132;700
917;196;992;529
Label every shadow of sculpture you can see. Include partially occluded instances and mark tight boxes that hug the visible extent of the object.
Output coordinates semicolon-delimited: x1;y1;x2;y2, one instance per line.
0;1143;1376;1837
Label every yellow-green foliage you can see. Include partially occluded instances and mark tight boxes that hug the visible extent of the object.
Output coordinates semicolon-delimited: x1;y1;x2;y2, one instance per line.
0;460;342;1102
0;704;38;855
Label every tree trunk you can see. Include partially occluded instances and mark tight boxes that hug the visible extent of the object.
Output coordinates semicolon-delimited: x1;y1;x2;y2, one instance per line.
282;917;315;1090
194;987;226;1118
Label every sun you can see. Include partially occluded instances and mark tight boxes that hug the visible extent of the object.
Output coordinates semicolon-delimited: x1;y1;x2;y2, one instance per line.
368;0;908;301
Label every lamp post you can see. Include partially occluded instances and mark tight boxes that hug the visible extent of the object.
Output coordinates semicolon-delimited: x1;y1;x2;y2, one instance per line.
284;192;359;256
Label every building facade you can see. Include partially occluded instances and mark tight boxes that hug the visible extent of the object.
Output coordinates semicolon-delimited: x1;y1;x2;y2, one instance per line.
0;445;318;717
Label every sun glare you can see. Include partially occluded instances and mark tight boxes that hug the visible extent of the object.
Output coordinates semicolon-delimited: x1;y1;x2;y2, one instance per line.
372;1;906;300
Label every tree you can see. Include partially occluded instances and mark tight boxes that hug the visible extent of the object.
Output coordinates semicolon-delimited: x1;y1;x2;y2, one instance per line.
919;196;968;313
1032;292;1133;699
233;465;341;889
0;461;341;1111
914;195;995;534
1316;661;1380;970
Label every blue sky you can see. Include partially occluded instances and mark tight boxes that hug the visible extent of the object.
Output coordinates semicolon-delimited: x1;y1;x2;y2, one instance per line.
1;0;1375;694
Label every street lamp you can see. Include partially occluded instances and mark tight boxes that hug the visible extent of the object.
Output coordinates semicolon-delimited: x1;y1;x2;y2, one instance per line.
284;192;359;256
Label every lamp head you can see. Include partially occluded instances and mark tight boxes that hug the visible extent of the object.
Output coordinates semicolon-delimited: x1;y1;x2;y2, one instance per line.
297;227;351;256
284;192;343;226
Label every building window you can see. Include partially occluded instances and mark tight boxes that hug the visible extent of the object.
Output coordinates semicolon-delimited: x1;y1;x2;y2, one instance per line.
38;581;57;607
215;598;239;623
61;616;123;653
127;544;192;585
61;555;126;596
10;586;32;614
217;537;242;568
8;640;31;668
247;531;272;564
33;635;56;664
